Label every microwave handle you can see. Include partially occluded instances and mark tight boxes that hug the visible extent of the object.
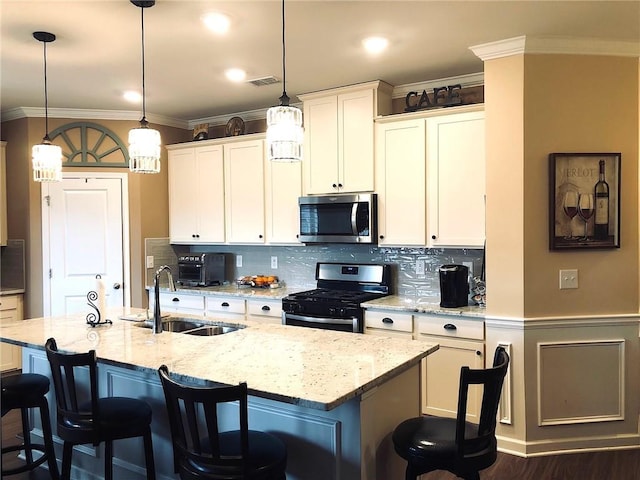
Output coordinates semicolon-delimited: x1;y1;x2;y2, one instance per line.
351;203;358;235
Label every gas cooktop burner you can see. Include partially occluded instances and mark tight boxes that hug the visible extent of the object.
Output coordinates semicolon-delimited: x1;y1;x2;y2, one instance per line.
290;288;385;302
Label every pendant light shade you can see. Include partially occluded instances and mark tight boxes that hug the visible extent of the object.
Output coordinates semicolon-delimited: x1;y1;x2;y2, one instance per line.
266;0;303;162
32;31;62;183
129;0;161;174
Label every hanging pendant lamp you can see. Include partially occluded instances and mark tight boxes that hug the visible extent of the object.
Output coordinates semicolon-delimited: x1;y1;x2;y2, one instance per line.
266;0;303;162
32;31;62;183
129;0;161;174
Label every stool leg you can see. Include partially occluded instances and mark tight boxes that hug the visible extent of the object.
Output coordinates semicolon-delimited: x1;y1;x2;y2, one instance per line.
61;442;73;480
37;397;60;480
19;407;34;465
142;429;156;480
104;440;113;480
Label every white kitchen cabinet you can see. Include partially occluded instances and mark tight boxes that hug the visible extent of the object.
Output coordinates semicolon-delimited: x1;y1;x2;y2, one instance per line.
1;141;7;246
168;144;225;244
375;118;427;246
299;81;393;194
415;314;485;421
224;139;266;244
364;309;414;339
205;295;246;320
246;298;282;324
427;110;486;248
150;291;206;316
0;294;23;371
264;159;302;244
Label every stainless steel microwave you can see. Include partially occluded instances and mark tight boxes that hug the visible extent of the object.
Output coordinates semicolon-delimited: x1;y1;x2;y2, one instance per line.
298;193;377;244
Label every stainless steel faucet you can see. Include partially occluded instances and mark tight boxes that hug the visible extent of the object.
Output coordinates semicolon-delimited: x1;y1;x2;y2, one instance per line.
153;265;176;334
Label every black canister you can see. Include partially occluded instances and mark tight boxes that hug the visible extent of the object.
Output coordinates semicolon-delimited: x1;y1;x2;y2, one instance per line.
439;264;469;308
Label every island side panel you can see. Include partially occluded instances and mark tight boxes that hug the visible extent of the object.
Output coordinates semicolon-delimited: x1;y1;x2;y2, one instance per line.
360;363;420;479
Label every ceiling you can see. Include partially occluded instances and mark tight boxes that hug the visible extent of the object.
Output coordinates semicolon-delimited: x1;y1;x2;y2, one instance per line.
2;1;639;125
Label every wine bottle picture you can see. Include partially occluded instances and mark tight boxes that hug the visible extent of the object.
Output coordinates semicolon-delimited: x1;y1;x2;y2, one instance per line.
594;159;609;240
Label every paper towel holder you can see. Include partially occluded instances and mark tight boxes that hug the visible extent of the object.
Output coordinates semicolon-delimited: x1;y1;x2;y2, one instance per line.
86;274;113;327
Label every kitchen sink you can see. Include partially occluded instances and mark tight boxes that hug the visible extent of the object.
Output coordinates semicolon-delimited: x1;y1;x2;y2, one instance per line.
136;317;242;336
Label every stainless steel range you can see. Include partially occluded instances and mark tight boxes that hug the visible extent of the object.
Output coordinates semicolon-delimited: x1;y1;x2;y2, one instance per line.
282;262;391;333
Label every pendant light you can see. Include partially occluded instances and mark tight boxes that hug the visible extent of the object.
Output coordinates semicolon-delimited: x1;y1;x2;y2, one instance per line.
266;0;303;162
32;31;62;183
129;0;161;174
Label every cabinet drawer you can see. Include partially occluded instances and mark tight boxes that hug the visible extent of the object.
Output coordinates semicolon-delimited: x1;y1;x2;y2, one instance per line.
206;297;245;315
247;299;282;318
365;310;413;333
364;327;413;340
0;295;19;311
159;293;204;311
416;315;484;341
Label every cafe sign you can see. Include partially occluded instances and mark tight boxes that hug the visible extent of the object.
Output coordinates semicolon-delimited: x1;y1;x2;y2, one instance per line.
405;84;463;112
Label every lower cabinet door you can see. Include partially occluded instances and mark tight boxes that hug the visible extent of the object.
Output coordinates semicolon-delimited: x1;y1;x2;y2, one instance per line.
418;335;484;421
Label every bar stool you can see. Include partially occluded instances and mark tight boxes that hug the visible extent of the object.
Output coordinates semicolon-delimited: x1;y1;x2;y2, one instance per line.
1;373;60;479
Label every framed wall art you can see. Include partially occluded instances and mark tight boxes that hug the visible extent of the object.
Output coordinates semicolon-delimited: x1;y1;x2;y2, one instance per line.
549;152;621;250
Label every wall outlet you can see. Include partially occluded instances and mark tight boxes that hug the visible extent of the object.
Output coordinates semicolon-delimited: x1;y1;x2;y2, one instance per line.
559;269;578;289
146;255;154;269
271;256;278;269
416;259;425;276
236;255;243;268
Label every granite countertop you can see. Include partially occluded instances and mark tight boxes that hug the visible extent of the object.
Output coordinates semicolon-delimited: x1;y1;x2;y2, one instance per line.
151;284;300;300
362;295;486;319
0;288;25;296
0;307;438;411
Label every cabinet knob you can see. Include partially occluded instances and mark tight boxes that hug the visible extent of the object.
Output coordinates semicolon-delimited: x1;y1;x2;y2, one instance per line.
476;350;482;356
192;234;196;238
382;317;394;324
259;234;263;239
338;183;343;188
221;302;230;307
261;305;270;311
379;235;384;240
431;235;436;240
332;183;338;188
113;283;121;290
172;297;180;302
443;323;457;331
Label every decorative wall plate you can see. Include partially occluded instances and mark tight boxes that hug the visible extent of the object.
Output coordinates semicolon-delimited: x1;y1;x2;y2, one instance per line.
225;116;245;136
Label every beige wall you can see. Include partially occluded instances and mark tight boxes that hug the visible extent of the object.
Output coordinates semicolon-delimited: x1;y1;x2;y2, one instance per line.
1;117;189;317
486;54;639;319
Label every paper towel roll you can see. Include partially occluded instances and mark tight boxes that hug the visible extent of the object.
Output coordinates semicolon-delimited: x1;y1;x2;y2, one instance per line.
96;275;107;319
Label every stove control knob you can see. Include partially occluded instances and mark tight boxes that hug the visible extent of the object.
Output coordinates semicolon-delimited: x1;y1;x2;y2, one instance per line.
339;308;347;317
328;307;336;316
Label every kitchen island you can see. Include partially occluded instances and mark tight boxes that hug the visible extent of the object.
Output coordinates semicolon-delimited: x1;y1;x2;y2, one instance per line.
0;307;438;480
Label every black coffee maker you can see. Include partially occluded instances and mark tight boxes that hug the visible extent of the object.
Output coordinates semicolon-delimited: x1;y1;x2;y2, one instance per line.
439;264;469;308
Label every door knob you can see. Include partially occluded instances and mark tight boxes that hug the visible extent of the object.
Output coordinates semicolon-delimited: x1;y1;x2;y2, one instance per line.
113;283;121;290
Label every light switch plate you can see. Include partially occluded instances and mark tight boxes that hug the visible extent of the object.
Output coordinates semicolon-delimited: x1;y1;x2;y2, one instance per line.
271;256;278;269
416;259;425;276
236;255;243;268
146;255;154;269
559;269;578;289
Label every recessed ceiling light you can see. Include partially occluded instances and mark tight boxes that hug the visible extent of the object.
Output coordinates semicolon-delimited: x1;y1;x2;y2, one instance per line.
123;90;141;103
362;36;389;55
202;12;231;35
225;68;247;82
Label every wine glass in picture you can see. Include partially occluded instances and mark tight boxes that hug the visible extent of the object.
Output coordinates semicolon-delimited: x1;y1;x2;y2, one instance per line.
562;191;579;239
578;193;594;241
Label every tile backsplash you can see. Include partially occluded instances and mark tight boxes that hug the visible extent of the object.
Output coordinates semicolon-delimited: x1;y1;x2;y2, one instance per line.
146;239;484;297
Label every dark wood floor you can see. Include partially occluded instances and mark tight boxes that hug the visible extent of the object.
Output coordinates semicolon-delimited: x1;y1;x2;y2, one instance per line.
2;395;640;479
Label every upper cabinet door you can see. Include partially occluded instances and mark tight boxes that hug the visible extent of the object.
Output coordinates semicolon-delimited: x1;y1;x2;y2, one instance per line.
265;160;302;244
375;118;427;246
224;139;266;244
303;96;339;194
427;110;486;248
0;142;7;247
168;145;225;244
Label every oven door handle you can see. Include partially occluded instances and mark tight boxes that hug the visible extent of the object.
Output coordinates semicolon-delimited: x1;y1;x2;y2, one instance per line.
283;313;358;330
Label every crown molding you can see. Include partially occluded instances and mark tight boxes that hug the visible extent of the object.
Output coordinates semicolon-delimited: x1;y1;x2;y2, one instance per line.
1;107;188;129
470;35;640;61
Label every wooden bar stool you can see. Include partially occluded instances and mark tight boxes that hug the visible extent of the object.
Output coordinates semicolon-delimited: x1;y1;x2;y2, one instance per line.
1;373;60;479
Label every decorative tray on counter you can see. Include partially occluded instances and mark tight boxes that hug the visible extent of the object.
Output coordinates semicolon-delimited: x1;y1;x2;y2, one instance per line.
236;275;280;289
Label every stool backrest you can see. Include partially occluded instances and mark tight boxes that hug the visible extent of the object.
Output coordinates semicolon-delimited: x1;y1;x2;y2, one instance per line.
455;346;509;457
45;338;100;437
158;364;250;476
